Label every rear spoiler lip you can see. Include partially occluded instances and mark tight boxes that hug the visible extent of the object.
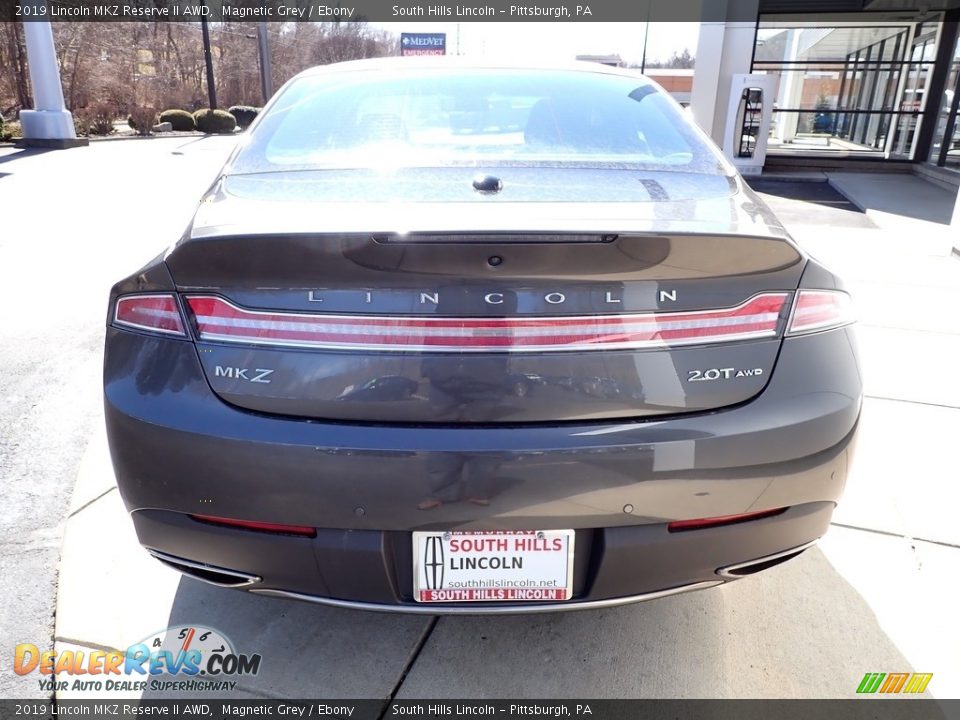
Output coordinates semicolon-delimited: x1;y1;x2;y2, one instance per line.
188;219;795;244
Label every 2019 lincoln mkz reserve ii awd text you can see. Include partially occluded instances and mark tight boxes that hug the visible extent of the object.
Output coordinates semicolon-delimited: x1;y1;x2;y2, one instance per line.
104;59;861;613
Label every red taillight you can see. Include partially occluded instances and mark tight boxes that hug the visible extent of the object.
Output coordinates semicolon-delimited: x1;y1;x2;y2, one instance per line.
114;294;186;336
190;514;317;538
787;290;855;335
667;508;787;532
185;293;790;353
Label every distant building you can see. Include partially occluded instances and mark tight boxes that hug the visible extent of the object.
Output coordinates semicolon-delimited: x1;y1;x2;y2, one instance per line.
644;69;694;106
575;56;692;105
575;54;624;67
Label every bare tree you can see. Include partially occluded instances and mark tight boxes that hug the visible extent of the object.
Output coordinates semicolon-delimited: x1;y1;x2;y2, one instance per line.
642;48;695;70
1;21;32;114
0;20;399;119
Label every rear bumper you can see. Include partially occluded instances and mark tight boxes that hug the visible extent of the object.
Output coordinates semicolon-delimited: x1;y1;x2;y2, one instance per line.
131;502;832;613
105;325;860;610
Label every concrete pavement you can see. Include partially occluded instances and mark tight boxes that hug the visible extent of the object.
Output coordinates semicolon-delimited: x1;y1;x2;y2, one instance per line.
0;137;238;698
1;141;958;700
825;171;958;234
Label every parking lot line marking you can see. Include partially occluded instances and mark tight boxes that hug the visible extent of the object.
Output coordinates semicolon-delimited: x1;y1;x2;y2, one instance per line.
67;486;117;519
378;617;439;719
829;522;960;550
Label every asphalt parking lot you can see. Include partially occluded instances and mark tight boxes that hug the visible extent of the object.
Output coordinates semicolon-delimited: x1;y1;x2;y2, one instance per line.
1;137;958;701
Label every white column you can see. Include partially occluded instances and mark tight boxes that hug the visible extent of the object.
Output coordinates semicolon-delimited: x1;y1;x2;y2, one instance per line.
20;17;80;143
690;1;760;145
690;22;727;139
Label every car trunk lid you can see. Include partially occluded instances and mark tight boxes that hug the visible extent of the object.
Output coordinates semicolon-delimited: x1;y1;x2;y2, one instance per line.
167;219;804;423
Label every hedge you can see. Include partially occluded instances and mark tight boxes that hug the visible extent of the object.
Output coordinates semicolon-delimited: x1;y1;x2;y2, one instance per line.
193;109;237;134
158;109;196;132
127;107;157;136
1;119;22;141
228;105;261;129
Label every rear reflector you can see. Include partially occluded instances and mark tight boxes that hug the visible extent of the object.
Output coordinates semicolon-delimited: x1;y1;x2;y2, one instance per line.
190;514;317;537
668;508;787;532
114;294;186;336
787;290;855;335
185;293;789;353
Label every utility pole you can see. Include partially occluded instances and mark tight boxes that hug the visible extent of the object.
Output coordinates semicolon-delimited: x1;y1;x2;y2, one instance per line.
200;12;218;110
640;6;651;73
257;22;273;104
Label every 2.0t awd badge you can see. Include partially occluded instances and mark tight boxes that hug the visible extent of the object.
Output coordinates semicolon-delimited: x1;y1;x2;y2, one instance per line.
687;367;765;382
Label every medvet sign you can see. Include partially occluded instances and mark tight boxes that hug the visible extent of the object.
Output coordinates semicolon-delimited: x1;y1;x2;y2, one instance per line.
401;33;446;56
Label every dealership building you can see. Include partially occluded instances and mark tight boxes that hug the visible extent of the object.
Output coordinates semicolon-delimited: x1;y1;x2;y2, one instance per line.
17;0;960;224
690;0;959;191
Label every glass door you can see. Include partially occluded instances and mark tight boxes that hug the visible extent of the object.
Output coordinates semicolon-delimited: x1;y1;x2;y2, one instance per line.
891;22;939;158
928;29;960;168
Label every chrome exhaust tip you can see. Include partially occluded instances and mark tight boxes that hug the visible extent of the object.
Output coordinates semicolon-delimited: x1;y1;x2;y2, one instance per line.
716;539;818;579
147;549;262;588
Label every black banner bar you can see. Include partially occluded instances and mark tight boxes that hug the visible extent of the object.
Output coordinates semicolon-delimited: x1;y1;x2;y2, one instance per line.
1;0;753;23
5;0;950;23
2;700;960;720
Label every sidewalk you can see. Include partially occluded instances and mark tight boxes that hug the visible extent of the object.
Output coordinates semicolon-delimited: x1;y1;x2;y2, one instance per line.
0;136;239;700
760;168;960;256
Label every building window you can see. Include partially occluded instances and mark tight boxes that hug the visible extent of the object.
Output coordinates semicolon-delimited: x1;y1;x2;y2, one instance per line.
752;18;942;160
927;27;960;168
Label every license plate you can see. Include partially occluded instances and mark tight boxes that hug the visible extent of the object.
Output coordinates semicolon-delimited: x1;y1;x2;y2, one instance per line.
412;530;574;603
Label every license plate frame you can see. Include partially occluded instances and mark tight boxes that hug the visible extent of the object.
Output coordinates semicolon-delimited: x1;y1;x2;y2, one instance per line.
412;530;575;603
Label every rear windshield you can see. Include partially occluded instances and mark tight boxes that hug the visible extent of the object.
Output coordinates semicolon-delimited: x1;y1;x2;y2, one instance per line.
229;68;726;175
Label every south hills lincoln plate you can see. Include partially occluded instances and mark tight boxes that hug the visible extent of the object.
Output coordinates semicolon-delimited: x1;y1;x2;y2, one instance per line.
412;530;575;603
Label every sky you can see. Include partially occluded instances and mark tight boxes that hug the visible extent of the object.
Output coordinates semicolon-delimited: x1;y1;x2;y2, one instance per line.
370;22;701;65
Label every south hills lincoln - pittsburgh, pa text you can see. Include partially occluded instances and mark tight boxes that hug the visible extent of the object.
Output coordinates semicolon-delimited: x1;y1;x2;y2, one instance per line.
392;4;594;17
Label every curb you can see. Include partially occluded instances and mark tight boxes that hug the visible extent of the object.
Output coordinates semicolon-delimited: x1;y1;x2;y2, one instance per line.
2;132;237;147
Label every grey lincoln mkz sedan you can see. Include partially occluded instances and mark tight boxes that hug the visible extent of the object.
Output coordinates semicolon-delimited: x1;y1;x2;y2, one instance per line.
105;59;860;613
